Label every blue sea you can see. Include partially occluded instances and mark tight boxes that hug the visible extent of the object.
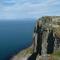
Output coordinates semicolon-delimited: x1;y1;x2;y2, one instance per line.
0;20;35;60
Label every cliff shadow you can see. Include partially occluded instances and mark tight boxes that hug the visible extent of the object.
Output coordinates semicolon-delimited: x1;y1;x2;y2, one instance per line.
27;52;37;60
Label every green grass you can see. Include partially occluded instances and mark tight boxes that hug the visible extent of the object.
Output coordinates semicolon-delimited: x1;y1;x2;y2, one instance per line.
16;46;33;57
53;50;60;57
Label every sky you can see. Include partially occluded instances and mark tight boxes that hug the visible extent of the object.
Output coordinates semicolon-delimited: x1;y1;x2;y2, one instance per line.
0;0;60;20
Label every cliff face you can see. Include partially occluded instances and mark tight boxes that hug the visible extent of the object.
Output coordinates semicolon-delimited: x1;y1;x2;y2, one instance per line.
38;16;60;38
33;16;60;52
11;16;60;60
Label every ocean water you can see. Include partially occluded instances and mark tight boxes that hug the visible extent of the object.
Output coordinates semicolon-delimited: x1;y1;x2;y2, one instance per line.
0;20;35;60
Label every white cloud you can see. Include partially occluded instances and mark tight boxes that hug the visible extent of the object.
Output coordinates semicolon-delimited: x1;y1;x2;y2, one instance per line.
0;0;60;20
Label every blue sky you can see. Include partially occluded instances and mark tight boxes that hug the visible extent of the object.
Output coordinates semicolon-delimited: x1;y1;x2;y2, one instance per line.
0;0;60;20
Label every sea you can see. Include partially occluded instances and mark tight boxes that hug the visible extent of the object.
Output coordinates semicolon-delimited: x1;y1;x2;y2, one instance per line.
0;19;35;60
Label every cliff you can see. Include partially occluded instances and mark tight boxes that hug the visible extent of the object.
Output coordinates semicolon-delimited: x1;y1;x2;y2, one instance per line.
11;16;60;60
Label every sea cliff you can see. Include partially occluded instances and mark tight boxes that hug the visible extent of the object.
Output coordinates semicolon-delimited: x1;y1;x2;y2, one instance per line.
11;16;60;60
